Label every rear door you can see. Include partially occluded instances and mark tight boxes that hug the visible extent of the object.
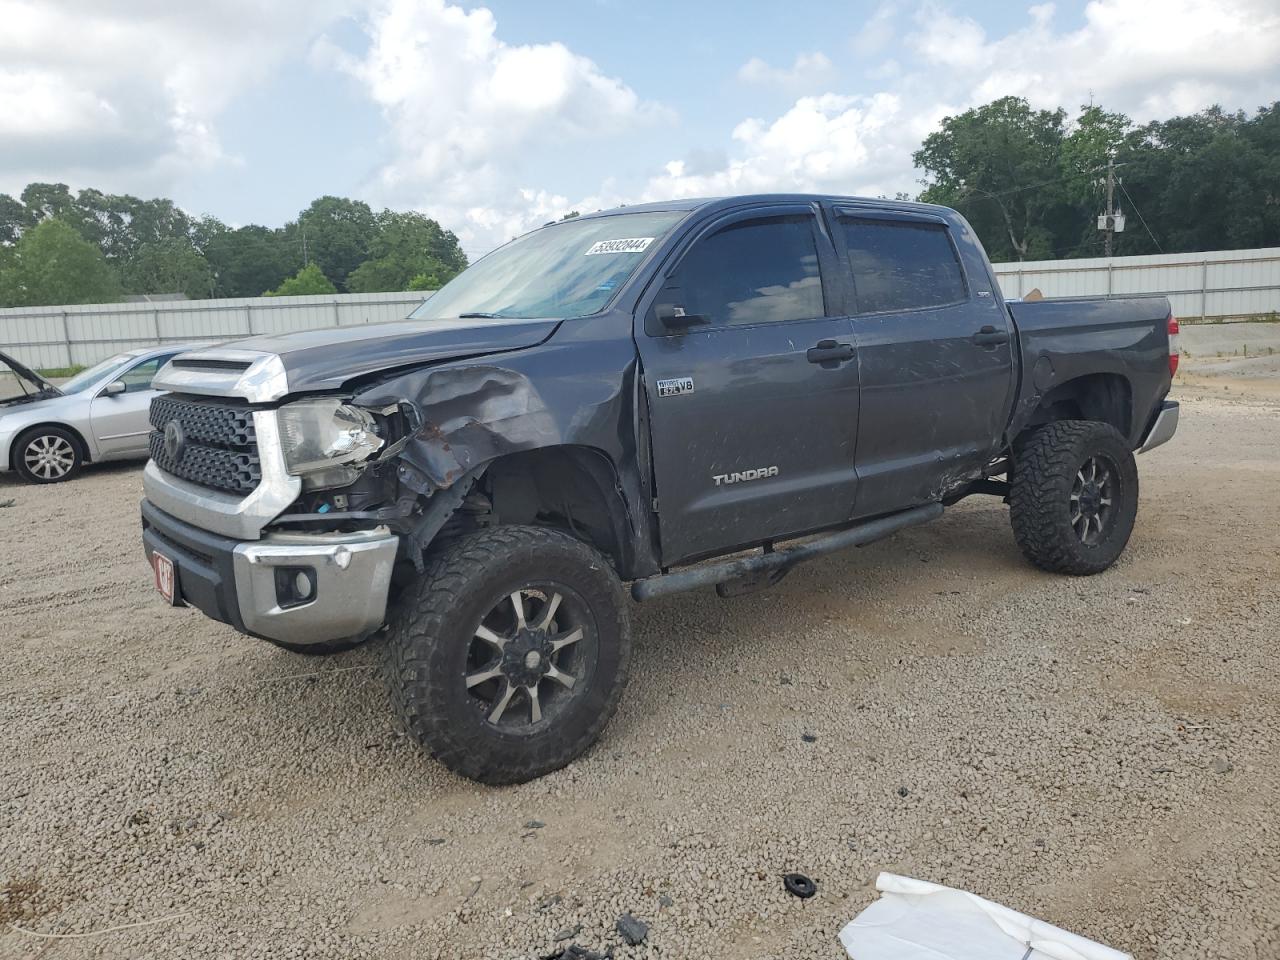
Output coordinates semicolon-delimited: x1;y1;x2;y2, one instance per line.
90;354;174;458
635;203;861;565
830;208;1015;517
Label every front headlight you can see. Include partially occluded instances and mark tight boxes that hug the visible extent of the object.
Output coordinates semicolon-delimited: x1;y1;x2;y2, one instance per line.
276;398;384;488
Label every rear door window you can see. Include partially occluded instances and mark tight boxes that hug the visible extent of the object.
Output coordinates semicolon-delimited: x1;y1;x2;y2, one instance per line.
839;218;967;314
675;215;825;327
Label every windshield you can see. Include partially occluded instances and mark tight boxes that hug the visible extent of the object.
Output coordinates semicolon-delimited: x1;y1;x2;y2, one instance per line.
412;211;687;321
60;354;133;394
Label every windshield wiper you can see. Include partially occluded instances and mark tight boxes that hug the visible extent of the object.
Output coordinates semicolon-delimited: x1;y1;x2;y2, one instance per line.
457;312;507;319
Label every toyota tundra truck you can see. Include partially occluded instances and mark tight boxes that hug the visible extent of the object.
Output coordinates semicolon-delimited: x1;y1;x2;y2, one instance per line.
140;195;1180;784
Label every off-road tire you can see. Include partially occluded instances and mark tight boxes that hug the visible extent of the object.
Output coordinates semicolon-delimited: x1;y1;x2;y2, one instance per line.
385;525;631;784
13;425;83;484
264;636;370;656
1009;419;1138;575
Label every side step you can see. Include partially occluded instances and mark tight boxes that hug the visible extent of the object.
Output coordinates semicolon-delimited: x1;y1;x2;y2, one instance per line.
630;502;944;602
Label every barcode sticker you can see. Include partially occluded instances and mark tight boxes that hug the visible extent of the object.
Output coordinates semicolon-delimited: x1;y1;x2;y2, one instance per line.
585;237;655;256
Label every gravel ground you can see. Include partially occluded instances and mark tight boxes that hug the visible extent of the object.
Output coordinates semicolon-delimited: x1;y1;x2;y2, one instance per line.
2;383;1278;960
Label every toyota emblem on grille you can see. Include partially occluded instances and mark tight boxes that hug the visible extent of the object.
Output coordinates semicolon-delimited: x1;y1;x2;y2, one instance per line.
163;420;187;462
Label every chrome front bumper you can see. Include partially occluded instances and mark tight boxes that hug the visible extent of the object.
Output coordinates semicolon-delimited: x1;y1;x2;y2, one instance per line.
142;499;398;647
231;528;400;646
1138;400;1179;454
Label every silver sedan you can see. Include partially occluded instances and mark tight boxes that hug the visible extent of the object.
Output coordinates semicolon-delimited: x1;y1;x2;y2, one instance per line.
0;345;206;484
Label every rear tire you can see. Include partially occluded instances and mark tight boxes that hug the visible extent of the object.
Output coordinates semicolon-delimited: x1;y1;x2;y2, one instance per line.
13;426;83;484
385;525;631;785
1009;420;1138;575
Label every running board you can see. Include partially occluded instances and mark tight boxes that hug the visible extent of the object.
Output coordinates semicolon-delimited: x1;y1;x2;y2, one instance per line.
630;502;944;602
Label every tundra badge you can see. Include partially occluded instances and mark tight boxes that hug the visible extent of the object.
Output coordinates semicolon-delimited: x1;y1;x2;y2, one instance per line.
713;466;779;486
657;377;695;398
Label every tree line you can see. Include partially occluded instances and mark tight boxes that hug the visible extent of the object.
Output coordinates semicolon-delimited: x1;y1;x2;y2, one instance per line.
915;99;1279;262
1;98;1276;308
0;191;468;308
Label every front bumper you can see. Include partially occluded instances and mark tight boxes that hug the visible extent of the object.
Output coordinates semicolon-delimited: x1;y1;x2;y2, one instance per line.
141;499;399;646
1138;400;1179;453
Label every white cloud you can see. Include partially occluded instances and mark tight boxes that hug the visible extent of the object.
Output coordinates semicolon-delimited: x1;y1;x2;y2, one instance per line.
851;4;897;57
737;52;835;89
0;0;355;194
325;0;669;252
641;93;919;201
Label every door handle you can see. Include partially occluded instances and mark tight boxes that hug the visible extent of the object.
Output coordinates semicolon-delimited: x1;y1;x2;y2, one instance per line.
806;339;856;365
972;325;1010;346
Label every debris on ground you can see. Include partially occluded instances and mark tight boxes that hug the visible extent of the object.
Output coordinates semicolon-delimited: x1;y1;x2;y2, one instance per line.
838;873;1131;960
615;913;648;945
783;873;817;899
0;498;14;508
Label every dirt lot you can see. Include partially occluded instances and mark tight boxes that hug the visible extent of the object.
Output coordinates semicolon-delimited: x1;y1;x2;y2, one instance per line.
2;375;1278;960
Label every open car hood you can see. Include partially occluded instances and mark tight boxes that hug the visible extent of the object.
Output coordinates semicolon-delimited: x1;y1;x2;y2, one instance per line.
0;350;60;403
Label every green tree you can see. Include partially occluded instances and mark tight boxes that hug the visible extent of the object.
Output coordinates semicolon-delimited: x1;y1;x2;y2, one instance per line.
1115;104;1280;255
0;219;122;306
264;262;337;297
914;96;1070;261
289;196;378;291
346;209;467;293
121;239;215;300
204;224;299;298
0;194;27;244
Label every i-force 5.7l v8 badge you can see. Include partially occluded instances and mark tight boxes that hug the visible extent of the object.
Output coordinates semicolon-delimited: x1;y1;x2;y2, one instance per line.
656;377;695;398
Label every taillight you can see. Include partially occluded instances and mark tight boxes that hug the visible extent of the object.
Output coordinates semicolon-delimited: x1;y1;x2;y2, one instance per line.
1167;315;1180;377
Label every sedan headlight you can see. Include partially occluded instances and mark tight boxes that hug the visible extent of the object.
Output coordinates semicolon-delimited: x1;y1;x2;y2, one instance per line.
276;398;384;489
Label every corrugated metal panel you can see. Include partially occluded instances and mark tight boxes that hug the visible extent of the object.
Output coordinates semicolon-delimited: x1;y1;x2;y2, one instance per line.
992;247;1280;319
0;291;430;370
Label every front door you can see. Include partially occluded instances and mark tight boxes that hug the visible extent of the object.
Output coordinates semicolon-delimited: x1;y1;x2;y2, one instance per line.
635;204;861;565
90;355;172;459
830;209;1016;517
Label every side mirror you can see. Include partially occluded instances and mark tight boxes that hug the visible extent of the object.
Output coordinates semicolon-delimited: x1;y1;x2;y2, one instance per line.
102;380;127;397
653;302;709;330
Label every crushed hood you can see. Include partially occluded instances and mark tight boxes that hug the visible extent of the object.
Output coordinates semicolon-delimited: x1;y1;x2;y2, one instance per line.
0;350;60;404
225;316;564;393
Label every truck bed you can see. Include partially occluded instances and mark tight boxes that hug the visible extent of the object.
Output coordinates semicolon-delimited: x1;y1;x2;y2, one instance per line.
1006;295;1173;448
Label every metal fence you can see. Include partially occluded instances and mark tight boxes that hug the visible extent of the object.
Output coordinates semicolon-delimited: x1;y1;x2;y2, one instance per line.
0;291;431;370
4;247;1279;371
991;246;1280;321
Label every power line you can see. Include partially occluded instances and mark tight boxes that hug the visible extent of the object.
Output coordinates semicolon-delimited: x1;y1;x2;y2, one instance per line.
1117;179;1163;253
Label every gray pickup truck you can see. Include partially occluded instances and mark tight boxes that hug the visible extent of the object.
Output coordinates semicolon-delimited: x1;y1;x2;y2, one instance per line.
141;195;1179;783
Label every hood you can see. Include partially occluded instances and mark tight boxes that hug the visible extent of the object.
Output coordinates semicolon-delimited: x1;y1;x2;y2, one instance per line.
223;316;563;393
0;350;60;405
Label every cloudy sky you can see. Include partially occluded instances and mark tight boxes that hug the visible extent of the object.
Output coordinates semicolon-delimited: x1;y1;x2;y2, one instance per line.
3;0;1278;257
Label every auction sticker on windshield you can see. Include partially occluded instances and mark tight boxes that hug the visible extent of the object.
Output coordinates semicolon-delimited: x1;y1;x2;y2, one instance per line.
585;237;654;255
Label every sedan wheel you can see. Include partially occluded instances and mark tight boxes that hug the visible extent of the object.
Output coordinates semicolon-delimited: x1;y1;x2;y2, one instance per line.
15;428;83;484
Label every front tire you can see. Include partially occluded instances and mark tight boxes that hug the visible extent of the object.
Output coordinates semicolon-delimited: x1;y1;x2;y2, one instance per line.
14;426;83;483
1009;420;1139;575
385;525;631;785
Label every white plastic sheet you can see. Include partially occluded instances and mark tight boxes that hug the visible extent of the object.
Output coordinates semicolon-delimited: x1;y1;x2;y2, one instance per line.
839;873;1132;960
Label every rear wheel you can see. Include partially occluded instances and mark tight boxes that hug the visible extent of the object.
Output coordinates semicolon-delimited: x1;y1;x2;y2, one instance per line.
14;426;83;484
385;525;631;784
1009;420;1138;575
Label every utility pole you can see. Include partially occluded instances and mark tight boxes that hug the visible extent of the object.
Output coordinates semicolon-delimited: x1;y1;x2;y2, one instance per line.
1104;157;1115;257
1097;156;1125;257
